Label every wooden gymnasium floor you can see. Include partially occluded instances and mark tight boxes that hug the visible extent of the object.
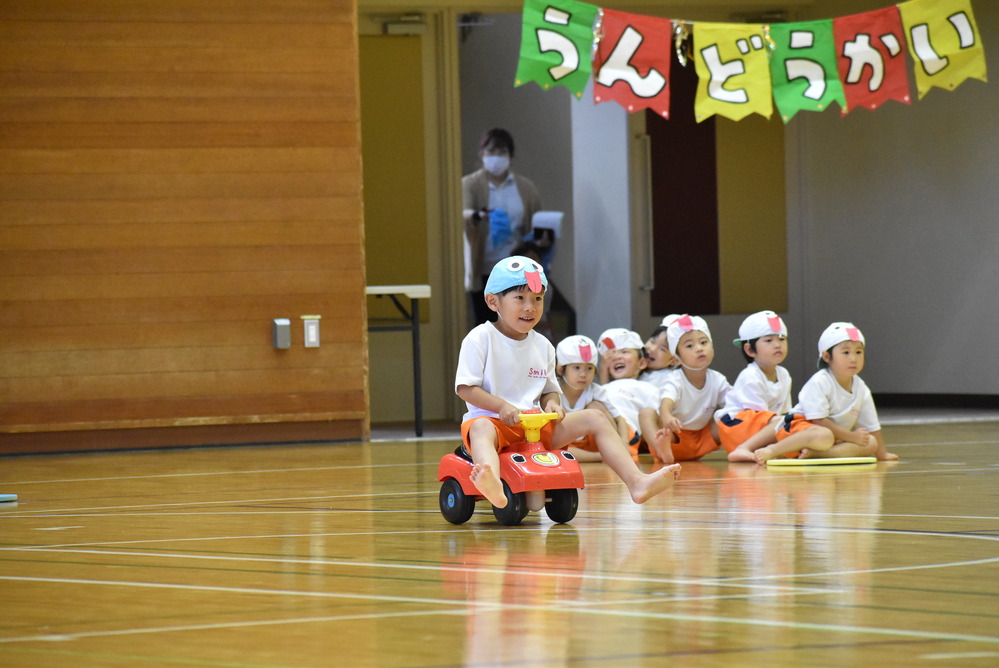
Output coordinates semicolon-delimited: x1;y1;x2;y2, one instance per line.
2;412;998;667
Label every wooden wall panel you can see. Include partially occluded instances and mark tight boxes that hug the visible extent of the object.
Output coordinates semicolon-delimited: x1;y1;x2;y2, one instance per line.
0;0;368;450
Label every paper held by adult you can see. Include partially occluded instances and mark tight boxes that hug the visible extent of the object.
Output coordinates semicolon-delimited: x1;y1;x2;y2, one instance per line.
532;211;563;238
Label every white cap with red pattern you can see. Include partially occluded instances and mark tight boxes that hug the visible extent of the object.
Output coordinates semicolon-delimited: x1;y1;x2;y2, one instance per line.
666;314;711;356
818;322;865;355
556;335;598;367
597;328;644;356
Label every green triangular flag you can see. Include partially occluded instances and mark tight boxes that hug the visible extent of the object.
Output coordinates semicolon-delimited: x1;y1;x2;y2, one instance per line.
769;20;846;122
515;0;599;99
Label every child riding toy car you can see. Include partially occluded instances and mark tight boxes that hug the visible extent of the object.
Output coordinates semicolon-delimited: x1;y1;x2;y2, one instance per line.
437;411;584;526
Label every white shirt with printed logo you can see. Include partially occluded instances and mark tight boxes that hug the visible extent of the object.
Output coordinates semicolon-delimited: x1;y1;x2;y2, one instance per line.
455;322;561;423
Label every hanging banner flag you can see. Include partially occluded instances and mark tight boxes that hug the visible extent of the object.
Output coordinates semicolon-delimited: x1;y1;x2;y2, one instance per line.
769;20;846;122
593;10;673;117
834;7;911;113
514;0;600;99
898;0;988;98
513;0;987;121
694;22;773;122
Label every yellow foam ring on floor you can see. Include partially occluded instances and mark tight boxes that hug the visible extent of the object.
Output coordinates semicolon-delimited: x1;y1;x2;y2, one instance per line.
767;456;878;467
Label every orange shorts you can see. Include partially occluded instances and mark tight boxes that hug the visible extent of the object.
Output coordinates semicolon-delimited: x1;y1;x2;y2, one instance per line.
570;426;640;462
774;413;814;458
461;416;556;453
668;425;720;461
718;409;778;453
776;413;814;441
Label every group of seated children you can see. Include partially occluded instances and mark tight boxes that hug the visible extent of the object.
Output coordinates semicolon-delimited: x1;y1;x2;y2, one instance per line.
562;312;898;466
455;256;896;507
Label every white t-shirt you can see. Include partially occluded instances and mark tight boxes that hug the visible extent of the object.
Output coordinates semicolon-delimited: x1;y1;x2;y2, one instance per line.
660;369;732;431
641;367;679;391
791;369;880;432
563;382;621;417
601;378;661;434
715;363;792;423
455;322;561;423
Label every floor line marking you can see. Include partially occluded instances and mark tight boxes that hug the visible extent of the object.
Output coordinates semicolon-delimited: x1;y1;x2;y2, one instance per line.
0;607;469;644
3;547;998;591
4;522;998;551
0;575;996;648
2;461;436;487
4;508;998;523
0;551;817;593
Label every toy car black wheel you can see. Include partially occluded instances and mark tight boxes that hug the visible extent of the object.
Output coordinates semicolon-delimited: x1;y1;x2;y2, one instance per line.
492;481;527;526
545;488;578;524
439;478;475;525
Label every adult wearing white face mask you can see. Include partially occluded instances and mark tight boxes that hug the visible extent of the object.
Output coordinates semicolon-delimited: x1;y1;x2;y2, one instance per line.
462;128;542;327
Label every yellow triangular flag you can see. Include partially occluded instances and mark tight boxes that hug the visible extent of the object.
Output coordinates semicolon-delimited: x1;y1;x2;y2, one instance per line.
899;0;988;98
693;22;773;122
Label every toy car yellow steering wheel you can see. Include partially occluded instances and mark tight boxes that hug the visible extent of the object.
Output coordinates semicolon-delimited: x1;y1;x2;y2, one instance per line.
518;412;560;443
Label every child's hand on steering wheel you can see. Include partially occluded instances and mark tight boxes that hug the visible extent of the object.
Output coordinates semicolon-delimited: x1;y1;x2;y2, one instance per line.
543;401;565;423
498;402;521;427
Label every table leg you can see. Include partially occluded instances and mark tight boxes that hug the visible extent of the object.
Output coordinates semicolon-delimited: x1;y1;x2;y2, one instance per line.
411;297;423;437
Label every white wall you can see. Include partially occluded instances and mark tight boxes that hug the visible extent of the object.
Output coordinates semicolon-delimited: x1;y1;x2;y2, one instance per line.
570;81;634;340
784;0;999;393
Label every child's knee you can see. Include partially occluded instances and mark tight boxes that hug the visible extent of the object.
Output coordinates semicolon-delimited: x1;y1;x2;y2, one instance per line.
467;418;498;444
575;408;609;427
805;425;834;449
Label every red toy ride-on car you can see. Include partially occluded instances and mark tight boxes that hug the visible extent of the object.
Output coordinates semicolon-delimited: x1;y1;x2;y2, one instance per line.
437;411;584;526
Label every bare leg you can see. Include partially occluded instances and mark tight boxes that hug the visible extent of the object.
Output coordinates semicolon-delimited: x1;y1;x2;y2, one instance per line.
567;446;603;462
802;432;898;460
467;419;507;507
728;417;779;463
648;429;676;464
801;440;874;459
556;410;681;504
526;490;546;511
755;425;834;464
585;400;617;426
639;407;674;464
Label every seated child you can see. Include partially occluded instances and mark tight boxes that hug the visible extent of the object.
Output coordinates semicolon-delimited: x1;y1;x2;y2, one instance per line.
754;322;898;463
596;328;672;462
455;257;681;510
654;315;732;463
718;311;800;462
555;335;638;462
641;315;682;390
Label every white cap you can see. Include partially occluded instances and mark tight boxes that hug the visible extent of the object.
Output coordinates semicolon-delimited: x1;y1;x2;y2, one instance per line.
556;335;598;366
597;328;644;355
660;314;682;327
734;310;787;347
818;322;865;355
666;314;711;355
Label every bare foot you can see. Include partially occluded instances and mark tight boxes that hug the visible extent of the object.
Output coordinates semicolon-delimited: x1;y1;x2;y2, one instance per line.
876;449;899;462
469;464;507;508
649;429;675;464
754;446;778;465
526;489;546;511
630;463;681;503
728;447;757;463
